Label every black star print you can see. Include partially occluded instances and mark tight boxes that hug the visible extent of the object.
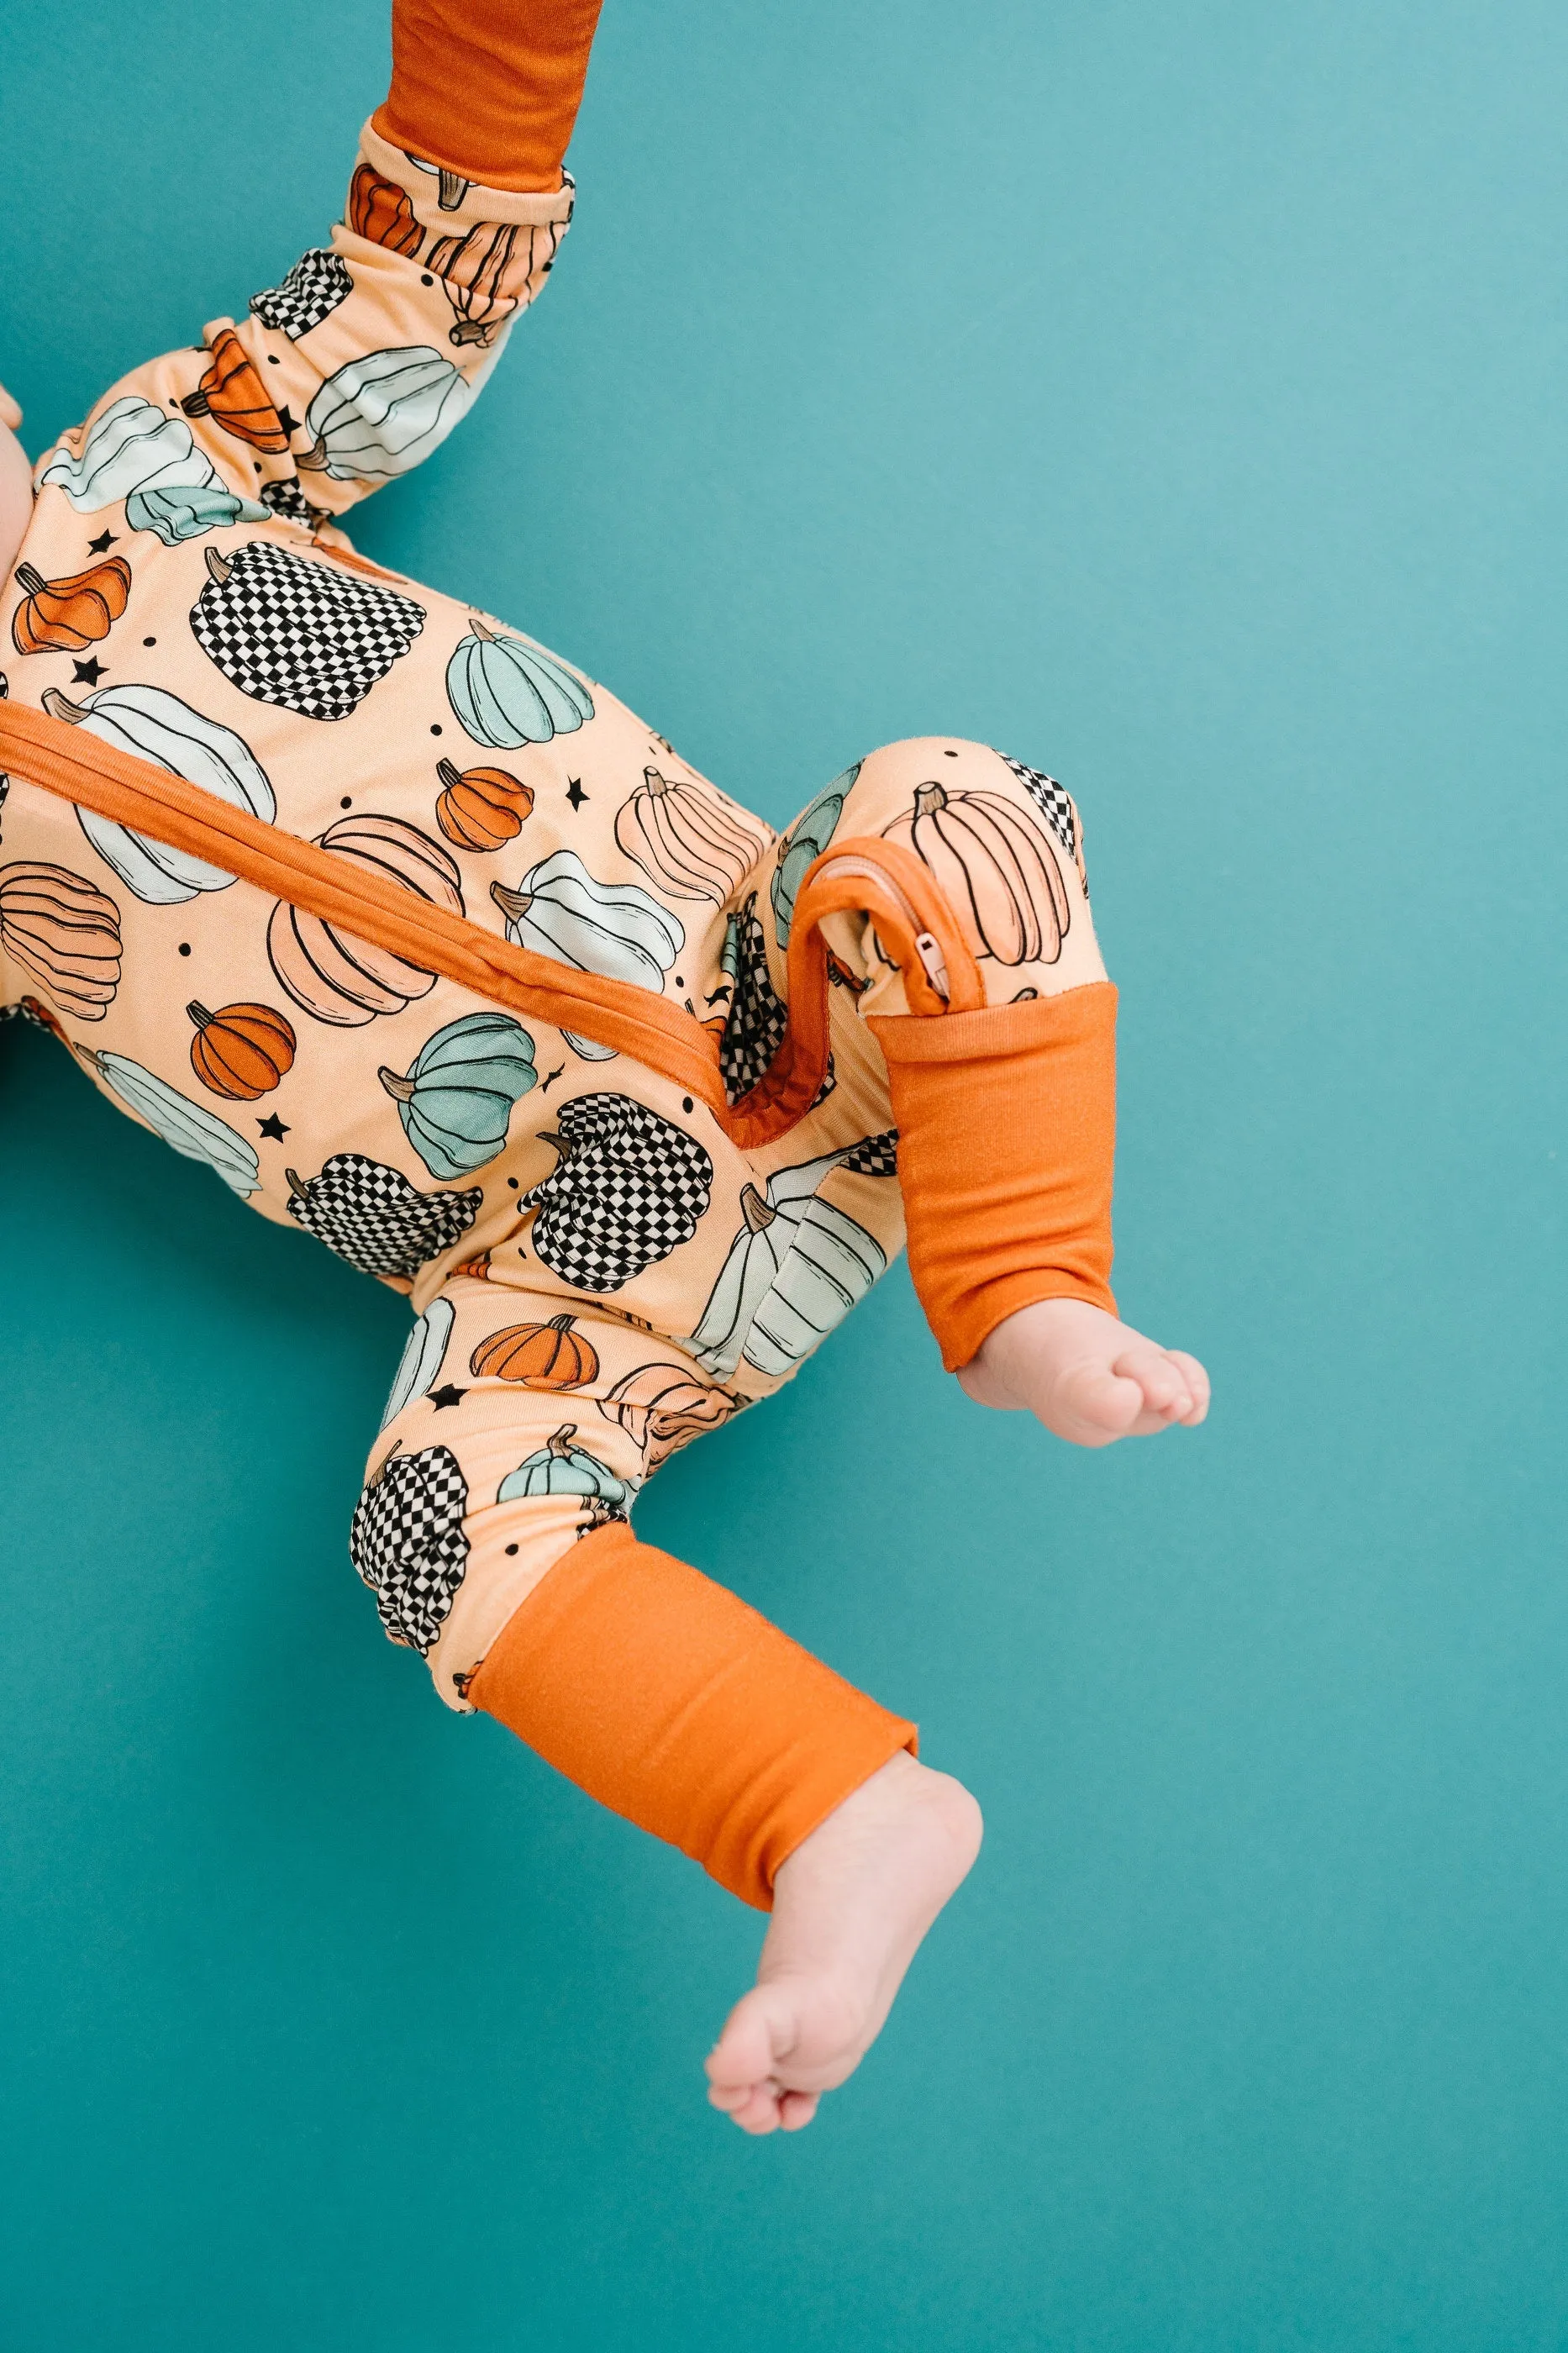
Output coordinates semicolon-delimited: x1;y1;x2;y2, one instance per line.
565;776;589;812
275;405;302;437
71;657;107;685
541;1063;566;1091
429;1383;468;1410
256;1113;290;1141
87;529;119;555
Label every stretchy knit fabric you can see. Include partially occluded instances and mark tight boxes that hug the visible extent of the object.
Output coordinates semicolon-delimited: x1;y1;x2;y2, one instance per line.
0;3;1117;1903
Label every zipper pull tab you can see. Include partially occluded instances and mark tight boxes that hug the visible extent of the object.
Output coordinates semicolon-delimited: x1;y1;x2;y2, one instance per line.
914;931;950;1003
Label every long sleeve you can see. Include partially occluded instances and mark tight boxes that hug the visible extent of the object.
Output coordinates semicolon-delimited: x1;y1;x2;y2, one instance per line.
34;2;606;533
373;0;605;194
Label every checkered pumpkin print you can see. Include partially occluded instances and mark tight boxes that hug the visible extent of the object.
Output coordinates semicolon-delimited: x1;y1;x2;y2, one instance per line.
285;1152;482;1277
839;1129;898;1178
250;248;354;340
350;1442;469;1653
259;479;329;531
718;895;787;1101
522;1093;714;1292
190;540;426;721
997;753;1078;866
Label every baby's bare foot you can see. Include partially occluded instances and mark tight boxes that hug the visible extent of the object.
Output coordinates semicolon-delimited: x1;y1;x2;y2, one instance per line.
704;1751;982;2135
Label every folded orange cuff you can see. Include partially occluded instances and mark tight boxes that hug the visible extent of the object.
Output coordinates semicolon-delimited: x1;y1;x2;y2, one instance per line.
374;0;605;192
868;982;1118;1371
466;1523;918;1909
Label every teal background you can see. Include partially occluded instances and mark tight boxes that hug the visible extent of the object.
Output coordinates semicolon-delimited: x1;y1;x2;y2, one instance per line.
3;0;1565;2344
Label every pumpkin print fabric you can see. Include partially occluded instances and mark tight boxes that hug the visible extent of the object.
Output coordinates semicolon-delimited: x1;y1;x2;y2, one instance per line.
0;123;1110;1711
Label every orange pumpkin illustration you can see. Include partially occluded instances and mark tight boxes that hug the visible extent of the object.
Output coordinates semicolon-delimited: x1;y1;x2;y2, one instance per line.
470;1313;601;1389
881;779;1071;966
181;326;292;455
347;164;424;257
11;557;132;656
187;1000;297;1100
434;758;534;852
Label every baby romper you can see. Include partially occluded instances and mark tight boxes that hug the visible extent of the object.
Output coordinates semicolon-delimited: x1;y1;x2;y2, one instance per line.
0;0;1118;1907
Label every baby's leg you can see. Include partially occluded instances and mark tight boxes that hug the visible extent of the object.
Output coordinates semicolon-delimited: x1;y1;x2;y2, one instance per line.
359;1269;976;2130
702;738;1118;2126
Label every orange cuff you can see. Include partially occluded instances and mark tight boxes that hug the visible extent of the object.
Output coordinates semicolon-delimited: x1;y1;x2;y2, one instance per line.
466;1523;918;1909
373;0;605;193
867;982;1118;1371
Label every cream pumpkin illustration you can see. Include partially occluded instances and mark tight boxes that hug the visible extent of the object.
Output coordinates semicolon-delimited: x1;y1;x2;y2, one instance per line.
489;849;683;987
41;684;276;906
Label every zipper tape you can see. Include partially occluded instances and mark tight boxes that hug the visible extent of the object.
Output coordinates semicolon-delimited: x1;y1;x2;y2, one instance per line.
0;701;978;1150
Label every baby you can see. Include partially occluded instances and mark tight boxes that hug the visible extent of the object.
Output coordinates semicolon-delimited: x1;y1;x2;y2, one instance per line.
0;0;1208;2136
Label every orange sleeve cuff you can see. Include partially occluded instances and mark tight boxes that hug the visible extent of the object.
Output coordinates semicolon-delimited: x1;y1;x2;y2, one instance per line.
466;1523;918;1909
372;0;605;192
867;982;1118;1372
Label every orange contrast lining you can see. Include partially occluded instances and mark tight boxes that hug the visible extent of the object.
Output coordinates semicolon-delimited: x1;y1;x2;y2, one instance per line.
371;0;606;195
466;1519;918;1908
0;700;976;1151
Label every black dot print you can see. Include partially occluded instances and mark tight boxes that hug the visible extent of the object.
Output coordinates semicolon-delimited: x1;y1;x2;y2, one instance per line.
505;1544;518;1556
340;796;352;808
682;1096;693;1113
421;273;434;286
143;636;155;647
177;943;192;957
508;1177;518;1189
943;748;959;758
430;724;443;736
267;354;280;365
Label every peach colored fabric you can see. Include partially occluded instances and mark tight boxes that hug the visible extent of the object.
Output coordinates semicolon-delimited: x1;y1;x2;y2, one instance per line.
467;1520;918;1908
0;118;1113;1748
373;0;604;194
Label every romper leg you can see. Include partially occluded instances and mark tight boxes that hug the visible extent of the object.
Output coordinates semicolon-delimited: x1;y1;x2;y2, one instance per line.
354;1269;917;1908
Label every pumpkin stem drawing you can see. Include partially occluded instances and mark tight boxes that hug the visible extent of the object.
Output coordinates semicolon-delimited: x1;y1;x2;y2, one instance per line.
438;168;468;211
489;880;532;924
547;1424;578;1458
740;1183;776;1236
285;1167;308;1199
204;546;234;589
378;1066;418;1104
39;688;87;725
913;781;949;819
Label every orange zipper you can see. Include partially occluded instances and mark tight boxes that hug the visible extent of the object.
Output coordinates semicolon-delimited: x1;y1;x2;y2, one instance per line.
0;700;975;1152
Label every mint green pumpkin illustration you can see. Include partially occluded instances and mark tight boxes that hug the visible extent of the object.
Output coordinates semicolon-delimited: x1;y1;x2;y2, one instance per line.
379;1295;456;1430
124;482;269;546
377;1009;537;1181
687;1146;886;1379
771;764;858;948
497;1423;634;1508
79;1048;260;1197
297;345;473;482
446;618;594;748
39;396;219;513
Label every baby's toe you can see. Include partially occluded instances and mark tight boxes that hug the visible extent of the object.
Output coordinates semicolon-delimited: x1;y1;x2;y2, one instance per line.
778;2090;819;2131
